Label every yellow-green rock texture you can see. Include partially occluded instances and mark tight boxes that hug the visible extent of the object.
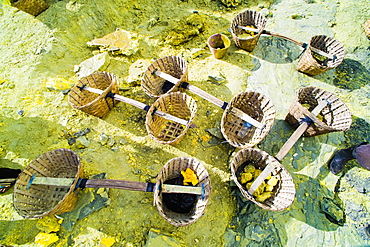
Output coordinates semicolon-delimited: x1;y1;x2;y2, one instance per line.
0;0;369;246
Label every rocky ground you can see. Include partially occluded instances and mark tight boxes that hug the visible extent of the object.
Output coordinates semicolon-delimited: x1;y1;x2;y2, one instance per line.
0;0;369;246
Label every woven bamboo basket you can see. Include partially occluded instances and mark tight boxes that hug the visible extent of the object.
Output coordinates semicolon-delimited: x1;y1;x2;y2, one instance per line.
221;91;276;148
230;148;295;211
364;19;370;39
13;149;82;219
146;92;197;145
154;157;211;227
68;71;120;118
230;10;267;52
11;0;48;16
285;86;352;137
297;35;345;76
142;56;188;98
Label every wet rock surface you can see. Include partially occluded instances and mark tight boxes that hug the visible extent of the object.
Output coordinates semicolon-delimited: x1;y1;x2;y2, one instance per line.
0;0;369;246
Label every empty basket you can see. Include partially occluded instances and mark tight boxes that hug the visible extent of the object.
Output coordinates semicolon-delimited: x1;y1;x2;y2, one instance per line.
13;149;82;219
142;56;188;98
297;35;345;76
154;157;211;227
285;87;352;137
230;10;267;52
221;91;276;148
230;148;295;211
11;0;48;16
68;71;120;118
146;92;197;145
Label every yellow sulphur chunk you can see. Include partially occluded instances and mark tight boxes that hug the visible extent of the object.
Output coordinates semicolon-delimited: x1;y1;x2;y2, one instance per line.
267;176;279;186
253;181;266;196
34;233;59;246
240;172;253;184
265;184;275;192
244;164;255;173
181;168;199;186
255;192;274;202
254;169;262;179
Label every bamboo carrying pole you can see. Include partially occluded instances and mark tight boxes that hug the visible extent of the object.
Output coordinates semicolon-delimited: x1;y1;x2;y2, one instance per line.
237;26;336;60
247;99;328;195
81;85;195;128
27;175;204;195
153;70;264;129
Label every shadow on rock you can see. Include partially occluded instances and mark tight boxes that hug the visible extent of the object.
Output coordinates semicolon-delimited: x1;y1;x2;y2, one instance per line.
331;59;370;91
343;116;370;146
223;45;263;72
291;173;344;230
251;36;302;64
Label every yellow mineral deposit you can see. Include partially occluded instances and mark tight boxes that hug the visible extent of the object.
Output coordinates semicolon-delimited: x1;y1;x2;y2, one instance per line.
181;168;199;186
238;25;257;39
34;232;59;246
238;165;279;202
100;237;116;247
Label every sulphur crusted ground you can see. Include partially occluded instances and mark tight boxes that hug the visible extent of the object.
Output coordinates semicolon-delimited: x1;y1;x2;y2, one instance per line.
0;0;369;246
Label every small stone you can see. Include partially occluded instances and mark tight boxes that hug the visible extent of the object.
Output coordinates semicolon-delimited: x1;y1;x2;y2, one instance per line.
76;52;110;79
99;133;109;145
320;197;344;225
87;29;139;56
205;128;224;139
45;76;74;91
75;136;90;149
107;138;116;147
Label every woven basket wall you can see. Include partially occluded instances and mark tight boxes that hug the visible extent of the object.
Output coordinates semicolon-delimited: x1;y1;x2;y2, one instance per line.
221;91;275;148
68;71;120;118
12;0;48;16
146;92;197;145
13;149;82;219
154;157;211;227
230;10;267;52
285;87;352;137
230;148;295;211
142;56;188;98
297;35;345;76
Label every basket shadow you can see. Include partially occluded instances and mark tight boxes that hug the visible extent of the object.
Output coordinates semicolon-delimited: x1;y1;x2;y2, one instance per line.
313;58;370;91
251;36;302;64
343;116;370;146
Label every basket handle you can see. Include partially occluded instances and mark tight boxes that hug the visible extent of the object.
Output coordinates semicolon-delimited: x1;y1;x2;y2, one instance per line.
153;69;264;129
237;25;336;61
275;98;328;162
247;98;328;196
78;85;195;128
26;175;204;195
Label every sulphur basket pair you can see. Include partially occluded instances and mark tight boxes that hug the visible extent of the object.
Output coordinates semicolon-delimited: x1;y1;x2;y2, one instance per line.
230;9;345;76
12;148;211;227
